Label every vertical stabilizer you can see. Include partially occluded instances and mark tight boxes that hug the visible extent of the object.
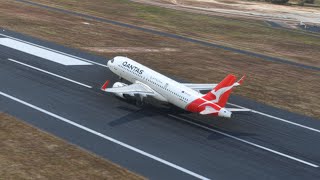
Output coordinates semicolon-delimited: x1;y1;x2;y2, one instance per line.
202;74;245;107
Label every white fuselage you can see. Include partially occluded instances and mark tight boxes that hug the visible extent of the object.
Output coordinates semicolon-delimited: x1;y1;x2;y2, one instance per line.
107;56;202;109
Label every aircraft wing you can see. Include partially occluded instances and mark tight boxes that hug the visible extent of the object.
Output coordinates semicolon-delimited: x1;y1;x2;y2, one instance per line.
200;107;251;116
182;83;218;91
103;82;155;96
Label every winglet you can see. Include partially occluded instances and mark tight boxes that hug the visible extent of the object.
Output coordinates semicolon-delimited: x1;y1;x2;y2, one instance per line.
101;80;110;91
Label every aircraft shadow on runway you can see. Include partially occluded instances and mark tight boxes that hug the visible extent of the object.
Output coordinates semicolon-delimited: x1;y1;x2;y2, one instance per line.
108;106;157;127
108;102;256;140
108;102;188;127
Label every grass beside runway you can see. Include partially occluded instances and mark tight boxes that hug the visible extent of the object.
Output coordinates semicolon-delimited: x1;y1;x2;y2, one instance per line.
0;0;319;119
0;113;145;179
26;0;320;68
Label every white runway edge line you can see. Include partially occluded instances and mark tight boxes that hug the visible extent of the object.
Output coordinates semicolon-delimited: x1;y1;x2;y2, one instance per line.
0;32;108;68
228;102;320;134
0;92;210;180
168;114;319;168
8;59;92;89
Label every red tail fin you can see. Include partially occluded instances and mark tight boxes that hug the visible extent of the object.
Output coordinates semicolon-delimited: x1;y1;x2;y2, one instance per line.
202;74;244;107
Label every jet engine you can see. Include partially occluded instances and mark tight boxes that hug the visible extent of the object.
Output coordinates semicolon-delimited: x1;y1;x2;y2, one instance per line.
112;82;128;98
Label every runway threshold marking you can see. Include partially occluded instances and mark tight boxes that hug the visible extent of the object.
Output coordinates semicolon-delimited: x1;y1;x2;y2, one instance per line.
0;38;91;66
0;33;108;68
228;102;320;133
168;114;319;168
0;91;210;180
7;59;92;89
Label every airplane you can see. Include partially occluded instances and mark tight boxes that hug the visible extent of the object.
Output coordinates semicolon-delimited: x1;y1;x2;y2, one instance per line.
101;56;250;118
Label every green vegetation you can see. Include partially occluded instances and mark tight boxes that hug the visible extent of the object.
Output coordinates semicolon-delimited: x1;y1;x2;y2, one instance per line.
31;0;320;67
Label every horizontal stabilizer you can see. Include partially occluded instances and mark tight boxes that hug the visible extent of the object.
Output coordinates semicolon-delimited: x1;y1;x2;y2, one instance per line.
226;108;251;112
200;106;219;115
182;83;217;91
234;75;246;87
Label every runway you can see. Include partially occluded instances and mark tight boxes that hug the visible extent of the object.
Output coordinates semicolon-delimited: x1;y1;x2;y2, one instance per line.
0;29;320;179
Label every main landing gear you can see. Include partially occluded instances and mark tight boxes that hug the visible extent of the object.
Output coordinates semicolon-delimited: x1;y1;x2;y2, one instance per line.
135;94;145;107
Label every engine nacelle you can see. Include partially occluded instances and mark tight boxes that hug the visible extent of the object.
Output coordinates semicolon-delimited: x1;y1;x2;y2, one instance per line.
112;82;167;103
112;82;128;98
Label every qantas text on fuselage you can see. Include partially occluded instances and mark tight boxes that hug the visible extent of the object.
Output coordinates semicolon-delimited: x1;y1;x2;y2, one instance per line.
122;61;144;75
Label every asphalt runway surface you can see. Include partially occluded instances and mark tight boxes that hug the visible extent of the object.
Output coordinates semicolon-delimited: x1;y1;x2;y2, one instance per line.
15;0;320;72
0;29;320;179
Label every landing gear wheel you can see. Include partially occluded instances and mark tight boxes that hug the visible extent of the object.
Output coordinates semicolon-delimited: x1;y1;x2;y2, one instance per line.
136;100;145;107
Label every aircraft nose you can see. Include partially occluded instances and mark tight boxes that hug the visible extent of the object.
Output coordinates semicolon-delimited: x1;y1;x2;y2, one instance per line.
107;58;115;68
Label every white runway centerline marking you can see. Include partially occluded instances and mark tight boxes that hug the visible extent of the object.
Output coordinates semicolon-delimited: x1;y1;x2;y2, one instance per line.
228;103;320;133
7;59;92;89
0;91;210;180
168;114;319;168
0;38;91;66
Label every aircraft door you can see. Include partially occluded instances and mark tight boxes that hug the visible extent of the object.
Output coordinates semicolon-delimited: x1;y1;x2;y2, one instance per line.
164;83;169;89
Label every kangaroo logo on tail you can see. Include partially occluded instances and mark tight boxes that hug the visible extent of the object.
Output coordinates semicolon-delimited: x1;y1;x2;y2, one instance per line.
201;74;245;107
